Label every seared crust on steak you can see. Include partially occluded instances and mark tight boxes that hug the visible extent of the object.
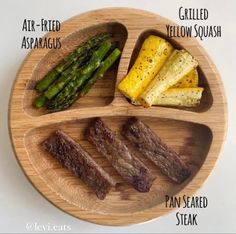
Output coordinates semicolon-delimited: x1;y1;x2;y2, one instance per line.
43;130;116;199
122;118;191;183
85;118;155;192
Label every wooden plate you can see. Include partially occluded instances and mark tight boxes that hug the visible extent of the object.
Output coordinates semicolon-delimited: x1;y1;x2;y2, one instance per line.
9;8;227;226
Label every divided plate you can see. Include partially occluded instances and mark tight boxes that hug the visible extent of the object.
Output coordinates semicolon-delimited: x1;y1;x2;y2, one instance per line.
9;8;227;226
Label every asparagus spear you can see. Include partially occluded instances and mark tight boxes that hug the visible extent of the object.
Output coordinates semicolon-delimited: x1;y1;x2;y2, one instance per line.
34;64;84;108
48;48;121;112
47;40;112;111
49;90;79;111
44;49;94;100
80;48;121;97
44;62;80;99
34;95;47;108
35;33;111;92
34;47;97;108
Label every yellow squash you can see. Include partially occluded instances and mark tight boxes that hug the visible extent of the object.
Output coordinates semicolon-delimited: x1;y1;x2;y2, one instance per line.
118;35;173;101
152;87;204;107
172;68;198;88
132;87;204;107
138;49;198;107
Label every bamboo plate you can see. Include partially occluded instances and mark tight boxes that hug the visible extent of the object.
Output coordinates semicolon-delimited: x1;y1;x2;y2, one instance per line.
9;8;227;226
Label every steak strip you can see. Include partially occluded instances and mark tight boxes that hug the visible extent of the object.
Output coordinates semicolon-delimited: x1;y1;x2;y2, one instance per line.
85;118;155;192
43;130;116;200
122;118;191;183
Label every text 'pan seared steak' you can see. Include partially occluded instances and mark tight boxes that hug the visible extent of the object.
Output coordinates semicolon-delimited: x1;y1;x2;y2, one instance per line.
43;130;117;200
85;118;156;192
122;118;191;183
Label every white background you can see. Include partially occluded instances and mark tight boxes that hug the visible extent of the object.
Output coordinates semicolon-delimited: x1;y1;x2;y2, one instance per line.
0;0;235;233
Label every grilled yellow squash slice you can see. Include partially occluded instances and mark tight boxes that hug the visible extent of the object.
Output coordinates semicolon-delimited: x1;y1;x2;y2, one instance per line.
132;87;204;107
173;68;198;88
118;35;173;101
138;49;198;107
152;87;204;107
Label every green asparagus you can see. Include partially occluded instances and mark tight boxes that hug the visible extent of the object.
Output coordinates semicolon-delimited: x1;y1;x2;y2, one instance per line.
80;48;121;97
34;64;85;108
47;40;112;111
34;47;97;108
34;95;47;108
48;48;121;112
44;52;93;100
35;33;111;92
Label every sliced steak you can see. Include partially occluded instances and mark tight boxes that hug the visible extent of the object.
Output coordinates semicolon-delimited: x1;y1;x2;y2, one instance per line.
85;118;155;192
43;130;116;200
122;117;191;183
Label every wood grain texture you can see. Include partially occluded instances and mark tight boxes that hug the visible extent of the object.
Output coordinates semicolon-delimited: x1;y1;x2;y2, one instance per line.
9;8;227;226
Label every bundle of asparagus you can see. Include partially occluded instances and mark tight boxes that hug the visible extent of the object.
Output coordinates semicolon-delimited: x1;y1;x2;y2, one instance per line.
34;33;121;112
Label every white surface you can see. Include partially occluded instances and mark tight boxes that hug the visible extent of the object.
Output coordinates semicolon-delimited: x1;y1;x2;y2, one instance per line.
0;0;235;233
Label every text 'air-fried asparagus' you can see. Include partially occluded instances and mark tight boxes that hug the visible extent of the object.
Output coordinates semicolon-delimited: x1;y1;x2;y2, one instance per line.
122;118;191;183
43;130;116;200
85;118;155;192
